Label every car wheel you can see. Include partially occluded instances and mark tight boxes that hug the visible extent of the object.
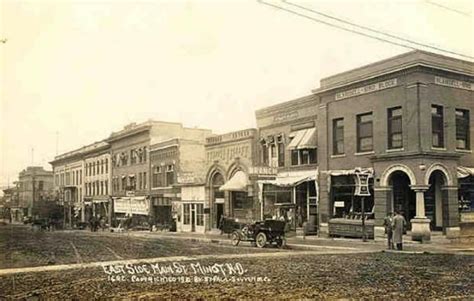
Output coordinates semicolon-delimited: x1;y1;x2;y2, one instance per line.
231;231;240;246
255;232;267;248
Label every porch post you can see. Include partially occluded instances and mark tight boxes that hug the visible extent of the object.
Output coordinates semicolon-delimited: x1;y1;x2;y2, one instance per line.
410;185;431;242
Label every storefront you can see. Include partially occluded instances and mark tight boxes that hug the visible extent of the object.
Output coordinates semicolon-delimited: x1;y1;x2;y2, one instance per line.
112;196;150;228
177;185;206;233
327;169;375;239
259;170;318;232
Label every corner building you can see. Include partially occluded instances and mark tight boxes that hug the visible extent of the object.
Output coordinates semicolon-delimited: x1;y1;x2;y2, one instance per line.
311;50;473;241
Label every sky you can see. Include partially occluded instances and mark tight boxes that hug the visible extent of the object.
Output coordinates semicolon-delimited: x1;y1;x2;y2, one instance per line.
0;0;472;187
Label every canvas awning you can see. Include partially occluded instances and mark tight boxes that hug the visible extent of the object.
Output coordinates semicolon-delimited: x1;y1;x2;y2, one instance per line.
259;169;317;187
219;171;249;191
324;167;374;176
457;166;474;178
287;128;317;150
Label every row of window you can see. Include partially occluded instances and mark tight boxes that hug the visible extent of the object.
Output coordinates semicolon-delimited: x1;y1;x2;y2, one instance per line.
112;173;148;192
55;170;82;187
86;180;109;196
332;106;470;155
85;159;108;176
152;165;175;188
261;141;317;167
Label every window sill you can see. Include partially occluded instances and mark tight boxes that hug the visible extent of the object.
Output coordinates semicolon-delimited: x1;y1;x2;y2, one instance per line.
354;151;375;156
386;148;404;153
331;154;346;158
456;149;472;153
431;147;447;151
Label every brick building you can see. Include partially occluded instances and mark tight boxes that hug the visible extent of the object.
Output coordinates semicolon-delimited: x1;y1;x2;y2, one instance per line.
51;149;85;225
149;137;210;233
204;129;277;232
82;141;112;223
106;120;211;227
255;95;319;233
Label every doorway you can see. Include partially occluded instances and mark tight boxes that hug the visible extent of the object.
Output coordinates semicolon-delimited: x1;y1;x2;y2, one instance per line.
425;171;446;231
390;171;416;229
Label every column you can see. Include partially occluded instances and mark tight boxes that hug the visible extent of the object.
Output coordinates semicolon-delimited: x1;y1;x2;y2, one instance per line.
442;186;460;239
373;186;391;240
410;185;431;242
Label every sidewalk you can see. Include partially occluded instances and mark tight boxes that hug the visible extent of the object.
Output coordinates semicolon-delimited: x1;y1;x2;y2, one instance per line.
105;229;474;255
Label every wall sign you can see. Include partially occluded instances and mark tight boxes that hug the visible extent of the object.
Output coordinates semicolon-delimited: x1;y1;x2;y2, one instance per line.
434;76;473;91
335;78;398;100
206;143;250;163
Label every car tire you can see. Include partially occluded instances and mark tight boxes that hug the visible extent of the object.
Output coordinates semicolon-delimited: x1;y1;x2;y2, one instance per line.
255;232;267;248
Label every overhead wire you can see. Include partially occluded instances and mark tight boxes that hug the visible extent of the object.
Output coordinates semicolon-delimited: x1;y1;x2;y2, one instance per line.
257;1;473;60
284;0;473;59
424;0;472;17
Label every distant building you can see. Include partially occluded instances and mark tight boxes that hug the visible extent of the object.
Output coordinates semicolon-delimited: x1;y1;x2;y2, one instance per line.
1;185;21;222
106;120;212;227
17;166;54;217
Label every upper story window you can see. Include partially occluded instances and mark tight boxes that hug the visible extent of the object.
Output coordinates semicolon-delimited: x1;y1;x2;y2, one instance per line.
357;112;373;152
333;118;344;155
166;165;175;186
130;149;137;164
152;166;163;188
388;107;403;149
105;159;108;173
456;109;470;150
291;149;317;165
262;144;269;165
432;105;444;148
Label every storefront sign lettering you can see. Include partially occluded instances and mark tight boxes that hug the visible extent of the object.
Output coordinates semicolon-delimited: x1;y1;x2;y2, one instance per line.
273;110;299;123
114;198;149;215
207;144;250;163
249;166;278;175
335;78;398;100
434;76;473;91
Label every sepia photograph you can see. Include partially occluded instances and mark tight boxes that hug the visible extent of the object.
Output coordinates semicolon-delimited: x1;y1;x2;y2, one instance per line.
0;0;473;299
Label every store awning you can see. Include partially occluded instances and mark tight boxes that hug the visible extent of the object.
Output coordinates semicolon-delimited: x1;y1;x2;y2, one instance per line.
260;169;317;187
219;171;249;191
324;168;374;176
457;166;474;178
287;128;317;150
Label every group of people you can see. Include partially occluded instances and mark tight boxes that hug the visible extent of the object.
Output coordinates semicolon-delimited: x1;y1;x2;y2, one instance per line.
89;216;106;232
383;210;407;250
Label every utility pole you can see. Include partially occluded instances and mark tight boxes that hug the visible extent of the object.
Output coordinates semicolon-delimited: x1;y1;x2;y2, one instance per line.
361;196;366;242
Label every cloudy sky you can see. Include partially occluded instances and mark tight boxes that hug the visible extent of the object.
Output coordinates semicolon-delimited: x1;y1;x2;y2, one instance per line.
0;0;472;186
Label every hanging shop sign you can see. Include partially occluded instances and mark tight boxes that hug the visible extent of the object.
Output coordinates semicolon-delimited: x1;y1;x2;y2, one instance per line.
114;197;149;215
354;173;371;196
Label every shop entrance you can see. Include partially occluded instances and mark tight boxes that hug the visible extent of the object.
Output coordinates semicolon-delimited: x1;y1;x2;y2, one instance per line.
211;172;225;228
390;171;416;229
425;171;447;231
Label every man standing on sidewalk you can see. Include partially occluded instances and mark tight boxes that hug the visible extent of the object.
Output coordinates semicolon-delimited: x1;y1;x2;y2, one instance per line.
383;212;394;250
392;210;406;250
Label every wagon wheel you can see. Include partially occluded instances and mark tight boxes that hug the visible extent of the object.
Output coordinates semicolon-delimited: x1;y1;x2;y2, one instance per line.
276;237;286;248
255;232;267;248
231;231;241;246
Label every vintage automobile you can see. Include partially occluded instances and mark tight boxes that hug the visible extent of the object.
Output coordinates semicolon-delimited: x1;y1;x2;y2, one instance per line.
231;219;286;248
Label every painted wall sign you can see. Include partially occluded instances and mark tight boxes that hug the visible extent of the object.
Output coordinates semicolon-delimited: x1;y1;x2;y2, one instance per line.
206;143;250;163
434;76;473;91
273;110;299;123
335;78;398;100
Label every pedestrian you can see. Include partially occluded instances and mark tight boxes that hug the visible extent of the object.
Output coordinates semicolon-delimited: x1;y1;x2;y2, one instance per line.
100;216;106;231
383;212;394;250
89;216;95;232
392;210;406;251
148;216;155;232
